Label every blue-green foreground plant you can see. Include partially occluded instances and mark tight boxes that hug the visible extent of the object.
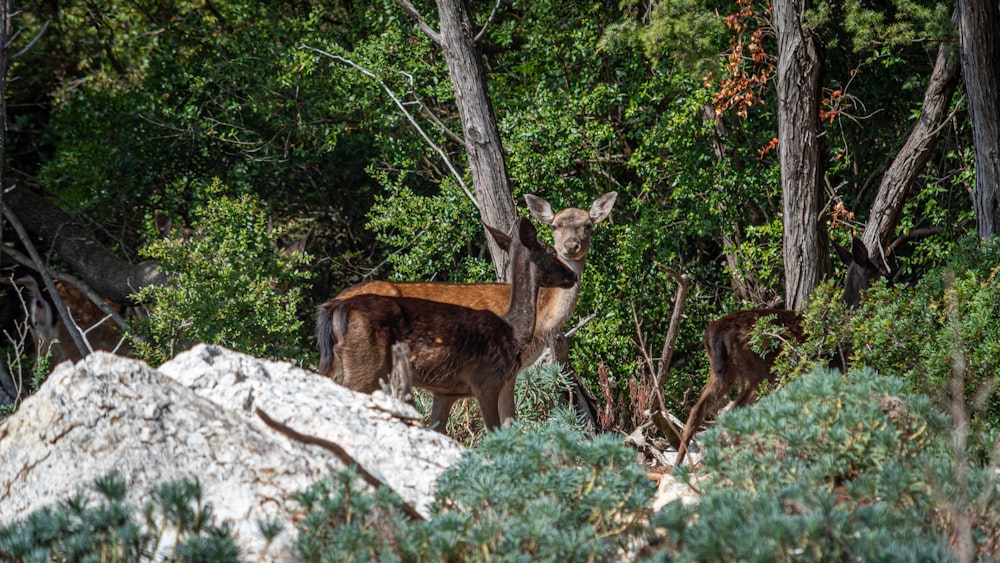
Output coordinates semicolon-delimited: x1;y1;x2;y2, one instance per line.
294;415;655;562
646;367;1000;561
0;472;268;562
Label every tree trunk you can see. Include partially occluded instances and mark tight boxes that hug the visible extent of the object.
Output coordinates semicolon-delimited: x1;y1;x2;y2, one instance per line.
435;0;517;279
862;40;960;262
773;0;825;310
3;187;167;304
959;0;1000;238
396;0;517;280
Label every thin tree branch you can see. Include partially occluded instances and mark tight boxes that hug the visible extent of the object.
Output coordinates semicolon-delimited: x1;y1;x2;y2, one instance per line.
0;201;89;358
473;0;502;43
11;19;48;60
302;45;479;212
256;407;426;521
393;0;444;47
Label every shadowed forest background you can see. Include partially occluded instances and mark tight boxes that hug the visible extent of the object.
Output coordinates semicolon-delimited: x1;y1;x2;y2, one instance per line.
1;0;997;447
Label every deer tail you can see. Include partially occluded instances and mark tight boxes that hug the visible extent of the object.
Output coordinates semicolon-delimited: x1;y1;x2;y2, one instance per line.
316;301;348;375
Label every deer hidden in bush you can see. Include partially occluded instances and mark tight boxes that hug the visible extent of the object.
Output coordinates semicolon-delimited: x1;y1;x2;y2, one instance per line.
316;217;578;432
674;236;886;465
4;274;130;368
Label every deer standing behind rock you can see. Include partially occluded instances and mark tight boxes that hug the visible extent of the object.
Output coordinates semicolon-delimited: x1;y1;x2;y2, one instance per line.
316;217;578;432
674;237;886;465
3;274;130;368
327;192;617;427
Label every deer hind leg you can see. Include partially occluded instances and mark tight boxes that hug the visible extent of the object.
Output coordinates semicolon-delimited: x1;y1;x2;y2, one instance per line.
676;361;736;465
429;395;459;433
497;376;517;425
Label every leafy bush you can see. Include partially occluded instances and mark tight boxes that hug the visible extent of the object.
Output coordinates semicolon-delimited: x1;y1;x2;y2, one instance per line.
771;235;1000;457
647;366;1000;561
295;417;655;562
0;472;253;562
132;182;312;366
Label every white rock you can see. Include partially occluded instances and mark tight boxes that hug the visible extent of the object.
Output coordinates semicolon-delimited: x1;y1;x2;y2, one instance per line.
0;345;465;560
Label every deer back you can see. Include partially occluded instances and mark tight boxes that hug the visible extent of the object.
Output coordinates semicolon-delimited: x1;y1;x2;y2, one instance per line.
332;192;617;348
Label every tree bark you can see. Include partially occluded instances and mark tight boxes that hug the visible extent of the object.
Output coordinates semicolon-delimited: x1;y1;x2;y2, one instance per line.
862;41;961;262
3;187;166;304
398;0;517;280
773;0;825;310
958;0;1000;238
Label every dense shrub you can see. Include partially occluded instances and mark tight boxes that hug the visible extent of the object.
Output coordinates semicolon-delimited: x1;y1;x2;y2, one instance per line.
132;182;313;366
295;416;655;562
647;366;1000;561
771;235;1000;457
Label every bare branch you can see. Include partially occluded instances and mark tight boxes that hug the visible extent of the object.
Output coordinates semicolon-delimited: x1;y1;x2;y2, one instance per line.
473;0;502;43
0;201;89;358
11;19;48;60
256;407;426;521
394;0;444;47
303;45;479;212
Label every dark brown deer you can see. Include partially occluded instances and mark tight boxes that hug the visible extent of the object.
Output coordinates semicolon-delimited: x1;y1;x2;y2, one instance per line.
316;217;578;432
674;236;885;465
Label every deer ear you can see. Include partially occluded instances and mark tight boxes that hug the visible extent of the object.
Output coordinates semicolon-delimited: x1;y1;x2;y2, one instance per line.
485;223;511;251
517;216;539;247
525;195;555;226
14;276;55;331
851;236;870;265
154;210;173;238
590;191;618;223
833;239;853;266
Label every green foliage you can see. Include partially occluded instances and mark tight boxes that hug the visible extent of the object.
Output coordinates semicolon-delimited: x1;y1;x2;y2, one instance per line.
648;366;997;561
0;472;244;562
772;235;1000;457
293;468;414;562
295;418;655;562
133;183;312;366
514;364;576;425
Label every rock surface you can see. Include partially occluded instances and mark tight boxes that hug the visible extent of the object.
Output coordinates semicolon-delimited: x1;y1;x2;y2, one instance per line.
0;344;464;560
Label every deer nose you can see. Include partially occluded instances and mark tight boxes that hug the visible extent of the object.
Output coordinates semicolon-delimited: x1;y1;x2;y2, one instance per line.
564;241;581;254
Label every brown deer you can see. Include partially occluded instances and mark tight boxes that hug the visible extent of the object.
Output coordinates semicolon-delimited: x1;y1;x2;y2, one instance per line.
5;275;130;367
674;236;885;465
316;217;578;432
331;192;617;421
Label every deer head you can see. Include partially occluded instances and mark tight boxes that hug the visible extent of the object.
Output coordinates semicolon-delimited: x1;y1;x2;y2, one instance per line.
525;191;617;269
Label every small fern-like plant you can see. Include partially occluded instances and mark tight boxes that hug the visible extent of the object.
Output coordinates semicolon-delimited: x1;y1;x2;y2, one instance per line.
0;472;252;562
295;416;655;562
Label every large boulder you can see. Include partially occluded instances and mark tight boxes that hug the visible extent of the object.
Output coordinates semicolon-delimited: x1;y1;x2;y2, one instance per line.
0;344;464;560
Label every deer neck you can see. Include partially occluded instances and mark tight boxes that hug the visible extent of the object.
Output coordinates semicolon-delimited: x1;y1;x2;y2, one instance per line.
534;255;585;335
503;256;542;347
